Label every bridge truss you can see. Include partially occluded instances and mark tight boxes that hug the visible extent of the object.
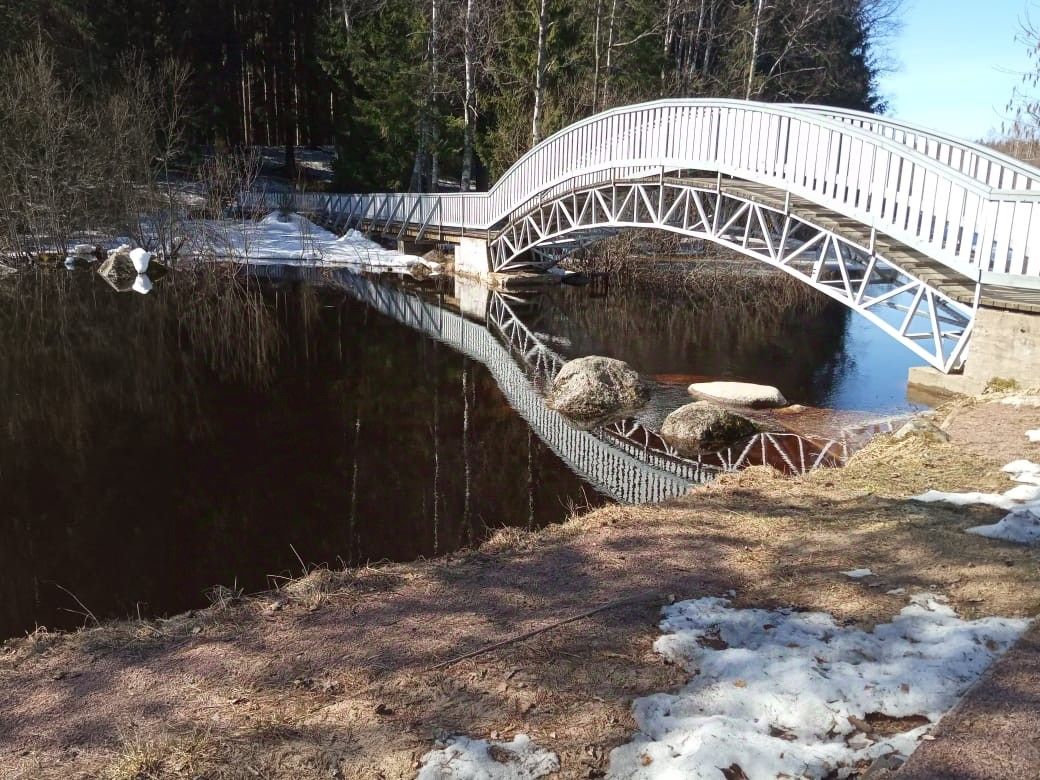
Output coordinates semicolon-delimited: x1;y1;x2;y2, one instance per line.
490;178;976;372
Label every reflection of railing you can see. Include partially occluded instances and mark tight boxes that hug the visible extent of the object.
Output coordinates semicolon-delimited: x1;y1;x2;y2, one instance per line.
247;264;887;501
250;263;694;503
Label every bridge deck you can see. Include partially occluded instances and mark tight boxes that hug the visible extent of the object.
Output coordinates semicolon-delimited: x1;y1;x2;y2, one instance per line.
714;178;1040;314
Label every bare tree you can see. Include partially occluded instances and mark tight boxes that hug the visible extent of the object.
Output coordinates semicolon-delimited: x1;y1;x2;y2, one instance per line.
0;41;190;262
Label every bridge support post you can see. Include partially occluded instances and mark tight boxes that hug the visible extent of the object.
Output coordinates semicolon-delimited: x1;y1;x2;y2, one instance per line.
397;239;438;255
454;236;492;278
908;306;1040;396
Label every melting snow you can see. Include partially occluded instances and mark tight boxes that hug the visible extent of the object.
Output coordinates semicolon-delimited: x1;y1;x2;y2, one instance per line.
913;459;1040;545
841;568;873;579
968;508;1040;544
184;212;442;275
1000;396;1040;408
607;594;1027;779
912;460;1040;512
417;734;559;779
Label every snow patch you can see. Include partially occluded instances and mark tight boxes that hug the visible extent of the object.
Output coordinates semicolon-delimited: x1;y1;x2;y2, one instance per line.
913;459;1040;545
968;508;1040;544
184;213;442;276
841;568;873;579
607;595;1028;779
912;460;1040;511
417;734;559;779
1027;430;1040;443
1000;395;1040;408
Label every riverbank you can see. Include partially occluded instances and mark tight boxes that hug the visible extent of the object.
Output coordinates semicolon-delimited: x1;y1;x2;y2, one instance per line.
2;391;1040;779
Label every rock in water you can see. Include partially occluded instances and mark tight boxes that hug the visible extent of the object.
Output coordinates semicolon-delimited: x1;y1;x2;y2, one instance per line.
661;401;758;454
547;356;649;422
97;247;137;284
688;380;788;409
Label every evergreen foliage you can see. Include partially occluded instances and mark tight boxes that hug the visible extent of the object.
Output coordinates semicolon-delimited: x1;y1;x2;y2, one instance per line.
2;0;901;191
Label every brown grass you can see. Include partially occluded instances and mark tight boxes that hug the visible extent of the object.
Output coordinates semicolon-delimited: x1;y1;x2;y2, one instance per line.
3;395;1040;778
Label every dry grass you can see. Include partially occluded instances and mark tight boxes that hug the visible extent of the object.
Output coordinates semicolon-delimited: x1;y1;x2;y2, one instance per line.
5;394;1040;779
806;433;1012;498
102;729;223;780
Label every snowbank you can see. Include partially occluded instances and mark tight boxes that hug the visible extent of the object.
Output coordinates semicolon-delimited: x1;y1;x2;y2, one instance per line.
184;212;442;276
608;595;1028;779
417;734;559;779
913;459;1040;544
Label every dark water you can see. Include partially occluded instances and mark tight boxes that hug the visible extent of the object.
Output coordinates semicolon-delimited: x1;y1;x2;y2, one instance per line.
516;281;926;425
0;267;922;638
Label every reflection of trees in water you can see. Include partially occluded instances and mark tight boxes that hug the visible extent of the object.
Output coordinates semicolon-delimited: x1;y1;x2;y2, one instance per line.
530;280;851;406
0;273;598;638
0;267;281;463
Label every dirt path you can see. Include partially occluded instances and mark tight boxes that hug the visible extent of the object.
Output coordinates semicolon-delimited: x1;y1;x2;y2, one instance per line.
2;395;1040;779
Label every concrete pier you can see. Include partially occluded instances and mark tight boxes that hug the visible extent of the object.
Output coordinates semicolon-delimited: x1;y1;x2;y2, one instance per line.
453;236;492;278
909;306;1040;395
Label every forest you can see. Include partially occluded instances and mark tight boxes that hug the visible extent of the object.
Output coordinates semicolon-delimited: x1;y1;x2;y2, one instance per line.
4;0;900;191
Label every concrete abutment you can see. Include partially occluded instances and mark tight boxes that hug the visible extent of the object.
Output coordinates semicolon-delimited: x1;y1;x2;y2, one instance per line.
909;306;1040;396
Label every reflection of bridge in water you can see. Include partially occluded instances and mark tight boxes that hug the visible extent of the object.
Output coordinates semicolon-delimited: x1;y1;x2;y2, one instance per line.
247;263;885;504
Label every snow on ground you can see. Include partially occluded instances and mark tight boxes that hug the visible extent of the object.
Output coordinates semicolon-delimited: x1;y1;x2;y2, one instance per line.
841;568;873;579
913;459;1040;544
967;508;1040;544
608;595;1028;779
1028;429;1040;443
913;460;1040;511
1000;395;1040;407
417;734;559;780
185;212;442;275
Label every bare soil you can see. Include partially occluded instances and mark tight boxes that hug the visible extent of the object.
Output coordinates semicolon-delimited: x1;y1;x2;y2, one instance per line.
2;395;1040;779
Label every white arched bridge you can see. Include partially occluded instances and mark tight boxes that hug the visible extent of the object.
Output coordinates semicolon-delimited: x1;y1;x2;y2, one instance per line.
273;99;1040;374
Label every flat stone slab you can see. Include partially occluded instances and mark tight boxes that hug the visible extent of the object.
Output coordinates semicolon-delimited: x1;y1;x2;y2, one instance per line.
688;381;787;409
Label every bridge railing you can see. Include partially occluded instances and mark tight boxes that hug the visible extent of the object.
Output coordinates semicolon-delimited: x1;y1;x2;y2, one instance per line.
246;99;1040;286
796;105;1040;192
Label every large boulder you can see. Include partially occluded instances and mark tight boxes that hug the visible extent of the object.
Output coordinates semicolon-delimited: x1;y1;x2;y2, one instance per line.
97;246;137;284
547;356;649;422
688;380;787;409
661;401;758;454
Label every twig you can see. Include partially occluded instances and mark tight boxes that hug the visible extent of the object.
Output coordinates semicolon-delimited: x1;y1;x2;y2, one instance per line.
425;592;662;671
289;543;308;577
49;582;99;627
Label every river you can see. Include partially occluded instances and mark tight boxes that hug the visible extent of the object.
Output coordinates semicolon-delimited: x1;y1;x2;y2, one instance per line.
0;264;926;638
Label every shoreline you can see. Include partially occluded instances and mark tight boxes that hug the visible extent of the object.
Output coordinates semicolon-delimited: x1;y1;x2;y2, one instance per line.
3;389;1040;778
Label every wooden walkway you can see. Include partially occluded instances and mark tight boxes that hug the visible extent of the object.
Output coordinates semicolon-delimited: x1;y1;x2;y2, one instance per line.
717;178;1040;314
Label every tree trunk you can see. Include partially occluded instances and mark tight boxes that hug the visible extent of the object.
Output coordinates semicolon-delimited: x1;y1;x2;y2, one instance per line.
281;5;297;180
531;0;549;145
660;0;674;93
461;0;476;190
593;0;603;109
746;0;765;100
604;0;618;104
701;0;717;77
429;0;440;190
